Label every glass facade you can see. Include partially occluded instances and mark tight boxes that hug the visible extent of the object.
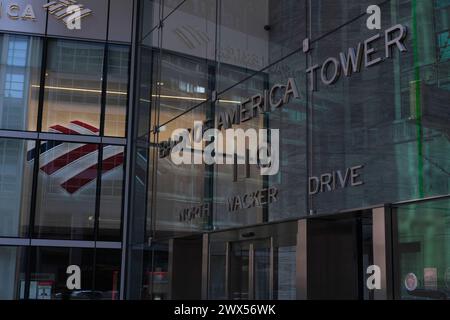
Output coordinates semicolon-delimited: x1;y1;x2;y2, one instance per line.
28;247;121;300
393;198;450;299
0;0;448;300
0;34;42;131
42;40;104;135
0;246;26;300
0;0;130;299
0;138;34;238
127;0;450;300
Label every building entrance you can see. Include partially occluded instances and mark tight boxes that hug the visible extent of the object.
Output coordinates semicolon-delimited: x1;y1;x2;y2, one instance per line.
207;221;298;300
199;208;389;300
228;239;271;300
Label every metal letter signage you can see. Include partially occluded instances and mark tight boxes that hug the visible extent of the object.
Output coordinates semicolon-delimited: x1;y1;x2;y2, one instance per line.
309;165;364;196
44;0;93;28
0;1;93;28
306;24;407;91
228;187;279;212
0;2;36;21
216;78;300;131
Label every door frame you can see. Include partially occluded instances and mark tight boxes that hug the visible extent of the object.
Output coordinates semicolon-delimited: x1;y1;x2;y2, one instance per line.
203;221;297;300
225;237;273;300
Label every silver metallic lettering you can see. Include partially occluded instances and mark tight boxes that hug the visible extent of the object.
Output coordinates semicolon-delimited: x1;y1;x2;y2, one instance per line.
364;33;383;67
339;43;364;76
385;24;408;58
321;57;341;85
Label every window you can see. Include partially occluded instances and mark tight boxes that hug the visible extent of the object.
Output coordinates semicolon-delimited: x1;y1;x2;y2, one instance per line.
34;141;99;240
98;145;125;241
0;138;34;237
33;141;124;241
105;45;130;137
0;34;42;131
394;198;450;300
7;37;28;67
28;247;121;300
94;249;121;299
4;73;25;98
0;246;26;300
29;247;93;299
42;39;104;135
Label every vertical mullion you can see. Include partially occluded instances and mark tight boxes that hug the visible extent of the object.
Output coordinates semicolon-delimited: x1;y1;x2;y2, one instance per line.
248;242;255;300
201;233;209;299
92;48;109;290
36;37;48;134
205;63;216;231
356;216;364;300
120;0;142;299
148;5;165;297
93;0;111;285
100;53;109;136
306;0;313;215
225;241;230;299
94;45;109;241
269;237;274;299
263;73;270;223
24;36;49;300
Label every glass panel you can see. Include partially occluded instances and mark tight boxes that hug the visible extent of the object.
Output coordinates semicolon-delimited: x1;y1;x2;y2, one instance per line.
213;73;266;230
141;248;153;300
105;45;130;137
217;0;269;91
153;106;208;238
29;247;93;300
143;242;169;300
140;0;161;44
394;198;450;300
266;53;307;222
93;249;121;300
34;141;98;240
213;55;308;228
152;0;215;122
162;0;216;65
273;221;298;300
208;242;227;299
42;39;104;135
0;246;26;300
254;240;270;300
0;138;34;237
135;46;153;139
308;1;450;213
29;247;121;300
163;0;186;17
310;1;377;39
98;145;125;241
274;246;296;300
0;34;42;131
217;0;307;91
155;51;210;124
229;242;249;300
131;147;150;244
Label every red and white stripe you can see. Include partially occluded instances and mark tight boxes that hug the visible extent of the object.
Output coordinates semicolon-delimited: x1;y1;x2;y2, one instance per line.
38;121;124;194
